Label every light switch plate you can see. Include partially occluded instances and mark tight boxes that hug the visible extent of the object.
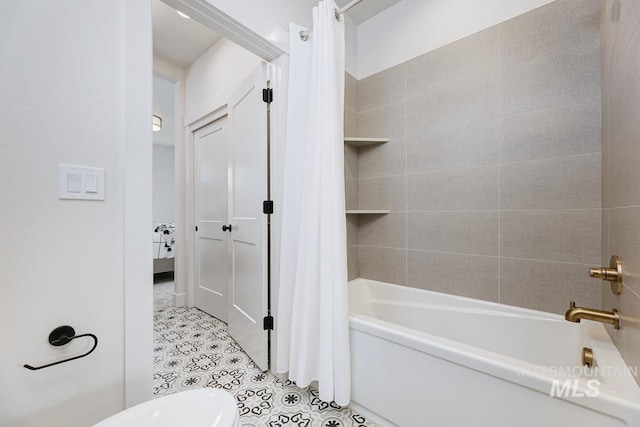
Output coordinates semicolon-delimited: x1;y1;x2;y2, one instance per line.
59;164;105;200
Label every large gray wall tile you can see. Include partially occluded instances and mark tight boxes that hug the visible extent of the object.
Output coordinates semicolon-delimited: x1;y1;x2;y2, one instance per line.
407;73;501;136
602;208;610;266
500;154;601;210
608;29;640;140
345;176;358;210
345;107;358;138
345;72;358;111
347;214;359;247
407;119;500;173
358;137;406;178
358;63;407;112
407;166;499;211
358;213;407;249
610;206;640;296
605;0;640;83
358;100;406;139
348;245;359;281
407;211;499;256
499;0;600;66
501;96;601;163
344;145;359;178
407;27;499;97
407;250;499;302
500;210;601;264
359;246;407;285
501;39;601;115
608;116;640;207
602;285;640;384
500;258;600;314
359;175;406;211
602;88;611;210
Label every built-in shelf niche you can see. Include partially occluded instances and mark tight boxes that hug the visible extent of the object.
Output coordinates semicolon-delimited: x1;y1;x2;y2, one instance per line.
344;136;390;214
344;137;389;147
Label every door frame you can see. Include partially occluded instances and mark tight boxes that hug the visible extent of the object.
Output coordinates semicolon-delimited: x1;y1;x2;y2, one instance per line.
125;0;289;406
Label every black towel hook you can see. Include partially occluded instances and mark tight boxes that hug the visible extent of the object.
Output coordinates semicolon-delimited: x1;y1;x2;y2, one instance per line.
24;325;98;371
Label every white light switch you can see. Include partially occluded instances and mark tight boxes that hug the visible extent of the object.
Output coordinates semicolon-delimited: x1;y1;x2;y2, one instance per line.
85;174;98;193
67;172;82;193
59;164;105;200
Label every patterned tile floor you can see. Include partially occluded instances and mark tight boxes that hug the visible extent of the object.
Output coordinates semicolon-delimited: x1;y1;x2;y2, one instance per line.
153;306;376;427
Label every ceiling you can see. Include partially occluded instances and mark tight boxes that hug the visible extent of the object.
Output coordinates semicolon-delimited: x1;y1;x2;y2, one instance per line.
337;0;402;24
152;0;402;69
152;0;221;68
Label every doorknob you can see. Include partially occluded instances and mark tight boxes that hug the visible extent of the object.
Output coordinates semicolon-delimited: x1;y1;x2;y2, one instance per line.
222;224;232;232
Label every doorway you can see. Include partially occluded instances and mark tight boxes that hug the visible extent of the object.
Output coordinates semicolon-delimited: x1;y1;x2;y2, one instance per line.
151;0;278;373
152;75;178;311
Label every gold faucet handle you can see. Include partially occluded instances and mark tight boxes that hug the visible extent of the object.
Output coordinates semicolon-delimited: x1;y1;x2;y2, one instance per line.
588;256;623;295
569;301;576;309
589;267;607;279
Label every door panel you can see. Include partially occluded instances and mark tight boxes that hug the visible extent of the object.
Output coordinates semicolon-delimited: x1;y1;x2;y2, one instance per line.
194;119;228;321
228;63;270;371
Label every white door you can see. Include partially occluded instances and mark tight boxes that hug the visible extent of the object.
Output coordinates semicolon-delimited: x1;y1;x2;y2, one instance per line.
227;63;270;371
194;118;229;322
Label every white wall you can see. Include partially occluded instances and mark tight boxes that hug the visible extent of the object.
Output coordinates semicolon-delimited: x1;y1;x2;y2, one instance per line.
344;14;358;77
186;37;262;123
0;1;151;425
356;0;556;78
153;146;177;224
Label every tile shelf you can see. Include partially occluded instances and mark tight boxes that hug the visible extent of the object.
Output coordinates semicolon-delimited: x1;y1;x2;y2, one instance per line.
344;137;389;147
346;210;390;215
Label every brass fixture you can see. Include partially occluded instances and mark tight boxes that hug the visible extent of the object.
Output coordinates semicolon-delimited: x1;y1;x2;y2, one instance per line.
582;347;594;368
589;255;623;295
565;301;620;329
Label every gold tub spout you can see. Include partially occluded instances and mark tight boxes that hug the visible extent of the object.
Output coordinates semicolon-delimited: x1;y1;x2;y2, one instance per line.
565;301;620;329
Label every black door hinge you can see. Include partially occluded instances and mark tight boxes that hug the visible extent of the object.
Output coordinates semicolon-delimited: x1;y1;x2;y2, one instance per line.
262;88;273;104
263;315;274;330
263;200;274;214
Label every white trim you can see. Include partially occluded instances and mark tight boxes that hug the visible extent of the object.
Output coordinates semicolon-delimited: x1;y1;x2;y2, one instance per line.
162;0;285;61
268;53;288;370
189;104;229;132
124;0;153;407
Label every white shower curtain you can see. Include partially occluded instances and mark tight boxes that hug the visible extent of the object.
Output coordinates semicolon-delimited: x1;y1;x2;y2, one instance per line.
276;0;350;406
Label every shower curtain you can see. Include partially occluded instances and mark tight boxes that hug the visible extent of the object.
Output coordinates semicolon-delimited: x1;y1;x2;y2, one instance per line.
276;0;350;406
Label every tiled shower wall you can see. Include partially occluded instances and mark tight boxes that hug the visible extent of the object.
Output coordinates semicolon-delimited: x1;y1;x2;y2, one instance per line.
601;0;640;383
345;0;602;315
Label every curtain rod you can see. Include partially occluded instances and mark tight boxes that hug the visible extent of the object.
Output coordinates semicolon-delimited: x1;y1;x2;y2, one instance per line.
299;0;364;41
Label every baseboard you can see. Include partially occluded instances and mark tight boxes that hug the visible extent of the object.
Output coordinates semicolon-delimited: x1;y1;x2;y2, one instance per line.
348;401;398;427
173;292;186;307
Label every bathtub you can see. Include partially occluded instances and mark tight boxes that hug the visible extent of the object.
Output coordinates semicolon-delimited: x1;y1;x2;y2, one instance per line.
348;278;640;427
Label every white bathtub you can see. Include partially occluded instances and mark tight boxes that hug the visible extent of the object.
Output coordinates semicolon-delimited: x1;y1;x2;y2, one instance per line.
348;278;640;427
